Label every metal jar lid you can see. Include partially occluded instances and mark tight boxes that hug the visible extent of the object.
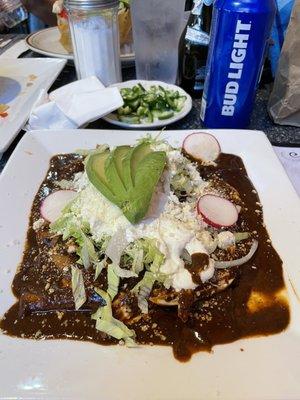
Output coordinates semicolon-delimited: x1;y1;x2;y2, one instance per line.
64;0;119;10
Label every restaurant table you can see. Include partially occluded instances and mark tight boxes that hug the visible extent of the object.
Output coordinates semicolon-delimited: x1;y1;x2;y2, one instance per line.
1;33;300;195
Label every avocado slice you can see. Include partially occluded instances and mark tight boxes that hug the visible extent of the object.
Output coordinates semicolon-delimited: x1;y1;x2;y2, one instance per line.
85;144;167;225
122;151;167;224
112;145;131;188
105;152;127;199
123;142;151;189
86;151;118;205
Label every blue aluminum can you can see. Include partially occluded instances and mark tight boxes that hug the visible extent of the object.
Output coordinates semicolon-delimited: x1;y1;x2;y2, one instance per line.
200;0;276;129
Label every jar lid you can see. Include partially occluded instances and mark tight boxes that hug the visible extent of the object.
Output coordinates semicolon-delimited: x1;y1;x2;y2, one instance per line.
65;0;119;10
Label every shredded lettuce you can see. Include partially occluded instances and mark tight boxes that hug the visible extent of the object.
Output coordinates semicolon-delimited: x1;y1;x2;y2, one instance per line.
107;265;120;300
129;240;167;313
107;263;138;301
94;258;106;280
95;234;111;254
136;131;169;150
131;248;144;274
92;289;136;346
105;229;129;265
112;263;137;279
80;235;98;269
75;144;109;158
132;271;156;314
125;238;165;274
50;212;99;269
71;266;87;310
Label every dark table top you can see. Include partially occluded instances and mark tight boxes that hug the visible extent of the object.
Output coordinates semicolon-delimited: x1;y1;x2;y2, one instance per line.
1;33;300;173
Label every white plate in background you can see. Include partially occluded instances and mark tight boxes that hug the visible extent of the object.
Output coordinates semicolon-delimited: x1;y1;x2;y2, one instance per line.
103;80;193;129
0;58;66;154
26;27;135;63
0;129;300;399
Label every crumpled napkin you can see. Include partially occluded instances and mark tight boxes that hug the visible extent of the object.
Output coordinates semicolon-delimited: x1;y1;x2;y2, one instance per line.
26;76;123;130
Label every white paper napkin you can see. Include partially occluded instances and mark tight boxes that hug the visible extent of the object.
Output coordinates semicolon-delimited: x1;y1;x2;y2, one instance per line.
26;76;124;130
0;39;28;59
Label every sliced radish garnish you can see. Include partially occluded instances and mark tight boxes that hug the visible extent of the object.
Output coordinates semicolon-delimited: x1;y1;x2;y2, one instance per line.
182;132;221;162
197;194;238;228
40;190;77;223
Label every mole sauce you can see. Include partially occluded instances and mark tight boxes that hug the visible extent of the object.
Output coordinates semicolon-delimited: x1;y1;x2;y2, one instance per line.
0;153;290;362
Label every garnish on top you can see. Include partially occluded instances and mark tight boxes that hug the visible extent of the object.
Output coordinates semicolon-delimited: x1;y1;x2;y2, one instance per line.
86;141;167;224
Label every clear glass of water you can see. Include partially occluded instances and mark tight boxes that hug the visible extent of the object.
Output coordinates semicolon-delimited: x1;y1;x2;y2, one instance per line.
131;0;185;84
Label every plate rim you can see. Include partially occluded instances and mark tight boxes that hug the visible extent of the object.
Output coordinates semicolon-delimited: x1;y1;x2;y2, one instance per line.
26;26;135;62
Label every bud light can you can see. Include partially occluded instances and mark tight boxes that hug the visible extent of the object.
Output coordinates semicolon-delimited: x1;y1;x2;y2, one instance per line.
200;0;276;129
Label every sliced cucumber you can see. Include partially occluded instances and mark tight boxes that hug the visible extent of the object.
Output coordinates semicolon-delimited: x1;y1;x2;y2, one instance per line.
115;84;186;125
118;115;141;124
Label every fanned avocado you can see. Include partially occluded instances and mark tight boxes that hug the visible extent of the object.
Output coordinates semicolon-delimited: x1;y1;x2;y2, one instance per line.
86;143;167;224
86;151;118;205
122;151;167;224
112;145;131;188
105;152;127;199
123;142;151;190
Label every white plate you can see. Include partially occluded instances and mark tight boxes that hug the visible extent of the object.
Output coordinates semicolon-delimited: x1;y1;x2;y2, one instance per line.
103;80;193;129
0;58;66;154
26;27;135;63
0;129;300;400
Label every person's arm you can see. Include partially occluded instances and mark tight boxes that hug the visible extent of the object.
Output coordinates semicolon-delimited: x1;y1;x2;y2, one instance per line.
21;0;56;26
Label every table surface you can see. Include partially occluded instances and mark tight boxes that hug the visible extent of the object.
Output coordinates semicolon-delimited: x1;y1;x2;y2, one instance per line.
1;33;300;174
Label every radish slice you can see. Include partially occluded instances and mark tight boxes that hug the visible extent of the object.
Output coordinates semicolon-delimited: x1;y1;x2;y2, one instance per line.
197;194;238;228
182;132;221;162
40;190;77;223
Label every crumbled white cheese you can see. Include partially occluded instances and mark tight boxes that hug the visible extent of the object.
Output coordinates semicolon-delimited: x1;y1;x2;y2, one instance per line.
196;231;218;254
158;216;193;275
172;269;197;291
33;218;45;231
217;231;236;250
72;172;89;192
167;149;208;197
200;259;215;283
185;237;207;255
55;179;74;190
184;239;215;284
71;185;131;240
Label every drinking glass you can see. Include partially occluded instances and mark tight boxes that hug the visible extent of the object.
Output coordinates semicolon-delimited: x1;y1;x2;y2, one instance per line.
131;0;185;84
0;0;27;28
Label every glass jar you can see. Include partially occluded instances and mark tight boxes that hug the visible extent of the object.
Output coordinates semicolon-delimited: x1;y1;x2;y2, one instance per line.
0;0;27;28
65;0;121;86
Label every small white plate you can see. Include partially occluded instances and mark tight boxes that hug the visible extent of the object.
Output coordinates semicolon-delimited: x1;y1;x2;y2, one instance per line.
0;58;66;154
103;80;193;129
26;27;135;63
0;129;300;400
